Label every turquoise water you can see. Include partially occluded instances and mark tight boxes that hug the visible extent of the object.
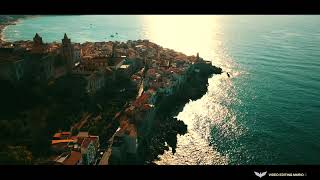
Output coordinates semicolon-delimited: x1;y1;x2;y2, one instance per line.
4;15;320;165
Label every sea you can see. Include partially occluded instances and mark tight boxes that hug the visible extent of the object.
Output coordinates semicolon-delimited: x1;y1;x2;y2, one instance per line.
3;15;320;165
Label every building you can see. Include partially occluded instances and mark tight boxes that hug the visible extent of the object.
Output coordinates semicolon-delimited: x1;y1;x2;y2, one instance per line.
51;131;100;165
61;33;75;72
31;33;46;54
0;34;63;84
25;52;55;82
80;137;99;165
73;43;82;63
0;48;25;83
75;132;100;165
118;64;131;78
51;139;74;154
52;132;72;140
117;58;141;78
107;56;125;70
109;125;138;165
80;56;109;71
38;54;55;81
109;133;126;164
85;71;105;95
63;151;82;165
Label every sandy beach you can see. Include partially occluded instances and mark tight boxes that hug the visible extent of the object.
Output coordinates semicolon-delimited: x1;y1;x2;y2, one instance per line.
0;15;31;43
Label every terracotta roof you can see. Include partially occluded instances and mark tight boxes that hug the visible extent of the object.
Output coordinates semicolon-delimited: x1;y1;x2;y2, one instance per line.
53;133;61;138
63;151;82;165
51;139;74;145
142;104;153;111
53;132;71;140
77;132;89;138
133;93;150;107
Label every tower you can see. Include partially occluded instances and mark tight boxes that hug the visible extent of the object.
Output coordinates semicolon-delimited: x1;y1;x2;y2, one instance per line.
33;33;43;45
32;33;45;54
196;52;199;61
111;43;116;58
61;33;74;72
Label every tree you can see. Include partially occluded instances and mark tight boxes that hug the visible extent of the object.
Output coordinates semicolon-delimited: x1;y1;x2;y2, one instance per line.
4;146;33;165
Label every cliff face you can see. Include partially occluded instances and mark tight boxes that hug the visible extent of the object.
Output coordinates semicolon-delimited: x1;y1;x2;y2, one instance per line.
136;62;222;164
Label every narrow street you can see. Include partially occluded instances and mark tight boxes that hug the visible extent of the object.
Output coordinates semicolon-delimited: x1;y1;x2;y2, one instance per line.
98;127;120;165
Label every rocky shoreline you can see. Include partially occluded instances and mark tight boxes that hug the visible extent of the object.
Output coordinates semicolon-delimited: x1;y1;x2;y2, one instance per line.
137;63;222;164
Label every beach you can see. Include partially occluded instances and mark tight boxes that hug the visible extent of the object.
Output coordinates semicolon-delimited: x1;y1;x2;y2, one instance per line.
0;15;30;43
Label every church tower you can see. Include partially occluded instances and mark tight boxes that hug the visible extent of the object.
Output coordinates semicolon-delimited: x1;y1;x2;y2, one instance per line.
61;33;74;72
32;33;45;54
33;33;43;45
111;43;116;58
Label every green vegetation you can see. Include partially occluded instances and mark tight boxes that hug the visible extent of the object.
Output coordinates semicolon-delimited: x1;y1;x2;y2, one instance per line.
0;146;32;164
0;73;138;164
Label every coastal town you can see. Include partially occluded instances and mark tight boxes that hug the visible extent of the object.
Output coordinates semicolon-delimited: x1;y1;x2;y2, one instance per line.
0;16;222;165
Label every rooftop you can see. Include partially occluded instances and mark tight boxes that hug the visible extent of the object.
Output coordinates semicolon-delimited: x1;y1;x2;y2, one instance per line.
77;132;89;138
51;139;74;145
120;64;130;69
63;151;82;165
53;132;71;139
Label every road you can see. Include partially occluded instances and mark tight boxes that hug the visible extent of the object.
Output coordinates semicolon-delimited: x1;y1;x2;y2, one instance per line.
98;127;120;165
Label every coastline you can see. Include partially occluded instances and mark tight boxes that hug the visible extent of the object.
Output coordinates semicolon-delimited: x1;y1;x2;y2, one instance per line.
0;17;20;43
0;19;224;164
137;63;223;164
0;15;35;43
0;24;9;42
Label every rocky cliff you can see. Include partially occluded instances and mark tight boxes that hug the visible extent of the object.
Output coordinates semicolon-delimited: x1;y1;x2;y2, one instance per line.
136;62;222;164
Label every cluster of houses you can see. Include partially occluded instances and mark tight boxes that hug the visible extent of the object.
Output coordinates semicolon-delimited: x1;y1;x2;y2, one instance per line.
100;88;156;164
0;33;139;95
51;131;100;165
1;32;212;164
0;32;205;96
101;43;207;164
0;34;69;83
